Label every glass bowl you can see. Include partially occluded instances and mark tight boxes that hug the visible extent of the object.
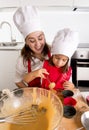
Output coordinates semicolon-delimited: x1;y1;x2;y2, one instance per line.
0;87;63;130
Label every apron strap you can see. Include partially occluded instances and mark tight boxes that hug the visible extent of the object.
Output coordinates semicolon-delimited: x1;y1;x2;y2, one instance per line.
28;50;51;72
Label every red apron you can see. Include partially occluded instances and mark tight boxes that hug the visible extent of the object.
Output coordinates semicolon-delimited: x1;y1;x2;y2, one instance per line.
42;60;72;90
28;52;51;87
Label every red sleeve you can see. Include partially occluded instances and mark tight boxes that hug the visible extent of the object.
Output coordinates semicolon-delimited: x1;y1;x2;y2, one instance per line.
42;60;50;89
55;67;72;90
65;67;72;81
60;67;72;82
43;60;49;69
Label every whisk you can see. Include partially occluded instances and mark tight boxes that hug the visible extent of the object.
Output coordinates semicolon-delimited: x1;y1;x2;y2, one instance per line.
0;104;47;124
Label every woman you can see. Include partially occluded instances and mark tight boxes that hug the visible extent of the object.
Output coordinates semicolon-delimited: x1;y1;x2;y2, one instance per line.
42;28;79;91
13;6;50;88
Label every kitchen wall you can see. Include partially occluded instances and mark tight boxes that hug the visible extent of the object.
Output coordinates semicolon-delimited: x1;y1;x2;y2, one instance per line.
40;9;89;44
0;8;89;45
0;10;23;42
0;7;89;90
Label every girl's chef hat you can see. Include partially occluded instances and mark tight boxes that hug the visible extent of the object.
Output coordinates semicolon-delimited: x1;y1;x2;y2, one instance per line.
13;6;42;38
51;28;79;58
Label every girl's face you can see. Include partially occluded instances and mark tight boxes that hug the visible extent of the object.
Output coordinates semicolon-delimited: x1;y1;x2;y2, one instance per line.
52;54;69;68
25;31;45;55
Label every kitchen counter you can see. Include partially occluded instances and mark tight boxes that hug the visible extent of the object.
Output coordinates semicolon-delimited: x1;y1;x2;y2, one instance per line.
0;117;85;130
78;43;89;48
59;89;89;130
0;89;88;130
0;42;24;50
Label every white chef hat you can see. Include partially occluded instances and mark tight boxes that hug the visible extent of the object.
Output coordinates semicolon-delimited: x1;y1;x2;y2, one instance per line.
51;28;79;58
13;6;42;38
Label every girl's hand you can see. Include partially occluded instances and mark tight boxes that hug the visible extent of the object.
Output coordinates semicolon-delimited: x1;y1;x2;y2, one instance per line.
63;81;75;91
34;68;49;79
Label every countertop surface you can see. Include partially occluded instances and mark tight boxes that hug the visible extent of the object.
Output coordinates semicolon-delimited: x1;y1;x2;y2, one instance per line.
0;89;88;130
0;42;24;50
0;43;89;50
78;43;89;48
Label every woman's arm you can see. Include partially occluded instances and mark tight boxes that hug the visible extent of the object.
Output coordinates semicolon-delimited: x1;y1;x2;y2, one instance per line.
15;56;49;88
23;68;49;83
15;68;49;88
15;81;28;88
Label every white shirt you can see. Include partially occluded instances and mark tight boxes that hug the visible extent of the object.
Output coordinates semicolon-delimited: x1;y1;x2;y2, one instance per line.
15;55;48;83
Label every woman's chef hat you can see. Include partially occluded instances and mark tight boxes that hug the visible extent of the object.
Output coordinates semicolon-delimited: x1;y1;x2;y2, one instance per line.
13;6;42;38
51;28;79;58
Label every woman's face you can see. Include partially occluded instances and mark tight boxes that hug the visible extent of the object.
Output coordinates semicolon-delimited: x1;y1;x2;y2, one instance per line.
52;54;68;68
25;31;45;55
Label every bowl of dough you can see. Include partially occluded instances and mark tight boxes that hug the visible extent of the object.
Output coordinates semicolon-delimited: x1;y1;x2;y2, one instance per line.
0;87;63;130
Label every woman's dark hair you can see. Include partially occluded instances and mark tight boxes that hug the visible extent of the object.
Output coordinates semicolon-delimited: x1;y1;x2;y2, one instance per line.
21;42;50;63
48;55;69;73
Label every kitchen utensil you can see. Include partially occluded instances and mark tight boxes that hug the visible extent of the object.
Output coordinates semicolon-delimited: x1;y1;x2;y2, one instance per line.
81;111;89;130
46;76;56;89
0;87;63;130
0;106;38;124
86;95;89;105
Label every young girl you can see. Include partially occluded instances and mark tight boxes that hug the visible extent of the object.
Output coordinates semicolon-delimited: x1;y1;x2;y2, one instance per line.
42;28;79;91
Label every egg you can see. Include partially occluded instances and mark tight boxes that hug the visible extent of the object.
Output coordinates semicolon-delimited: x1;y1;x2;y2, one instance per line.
49;82;55;89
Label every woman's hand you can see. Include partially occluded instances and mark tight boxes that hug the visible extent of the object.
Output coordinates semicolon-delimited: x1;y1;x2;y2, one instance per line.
23;68;49;83
63;81;75;91
34;68;49;79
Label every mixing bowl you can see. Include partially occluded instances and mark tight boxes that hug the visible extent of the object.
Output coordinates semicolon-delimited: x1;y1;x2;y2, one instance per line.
0;87;63;130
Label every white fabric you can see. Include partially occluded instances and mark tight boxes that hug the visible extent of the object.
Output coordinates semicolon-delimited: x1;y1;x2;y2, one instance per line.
15;55;49;83
15;56;43;83
13;6;42;38
51;28;79;58
15;55;72;83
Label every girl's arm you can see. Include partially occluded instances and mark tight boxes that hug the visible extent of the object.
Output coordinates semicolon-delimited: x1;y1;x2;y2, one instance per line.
63;81;75;91
63;67;75;90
